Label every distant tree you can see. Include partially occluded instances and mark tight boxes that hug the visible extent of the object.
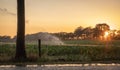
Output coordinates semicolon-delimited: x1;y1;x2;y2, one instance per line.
74;26;84;39
93;23;110;39
82;27;94;39
118;30;120;33
52;32;75;40
53;32;67;40
15;0;26;60
111;30;120;40
0;36;11;42
65;32;75;40
114;35;120;40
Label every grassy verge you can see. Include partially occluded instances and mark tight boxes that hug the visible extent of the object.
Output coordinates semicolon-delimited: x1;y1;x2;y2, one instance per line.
64;40;120;46
0;42;120;64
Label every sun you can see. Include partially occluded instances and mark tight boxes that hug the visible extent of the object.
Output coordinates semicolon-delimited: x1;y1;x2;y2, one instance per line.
103;31;111;41
104;31;109;39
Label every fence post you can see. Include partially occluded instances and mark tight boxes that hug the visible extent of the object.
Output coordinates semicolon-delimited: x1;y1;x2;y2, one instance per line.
38;39;41;57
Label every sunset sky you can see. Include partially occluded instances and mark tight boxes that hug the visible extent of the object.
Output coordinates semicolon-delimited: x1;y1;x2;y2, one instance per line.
0;0;120;37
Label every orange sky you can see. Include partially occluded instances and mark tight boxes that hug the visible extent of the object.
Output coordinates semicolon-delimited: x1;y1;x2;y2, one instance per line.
0;0;120;37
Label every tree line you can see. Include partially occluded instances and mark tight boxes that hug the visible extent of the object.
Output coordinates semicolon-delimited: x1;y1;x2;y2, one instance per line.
52;23;120;40
1;23;120;43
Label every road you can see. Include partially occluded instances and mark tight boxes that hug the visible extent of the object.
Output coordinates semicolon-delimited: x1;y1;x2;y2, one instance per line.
0;64;120;70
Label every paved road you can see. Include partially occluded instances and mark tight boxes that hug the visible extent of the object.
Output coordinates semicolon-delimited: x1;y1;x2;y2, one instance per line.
0;64;120;70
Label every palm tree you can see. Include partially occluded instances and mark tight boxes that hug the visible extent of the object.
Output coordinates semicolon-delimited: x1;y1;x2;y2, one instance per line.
15;0;26;59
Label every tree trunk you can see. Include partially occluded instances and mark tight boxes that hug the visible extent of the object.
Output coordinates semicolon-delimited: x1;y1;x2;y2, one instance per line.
15;0;26;59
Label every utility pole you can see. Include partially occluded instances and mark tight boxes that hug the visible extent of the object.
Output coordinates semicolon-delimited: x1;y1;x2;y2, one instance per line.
15;0;26;60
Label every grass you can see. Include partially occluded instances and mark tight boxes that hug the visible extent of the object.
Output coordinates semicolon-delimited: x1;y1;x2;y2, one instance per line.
64;40;120;46
0;40;120;64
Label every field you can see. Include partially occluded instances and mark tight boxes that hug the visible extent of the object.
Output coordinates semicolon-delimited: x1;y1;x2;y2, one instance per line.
0;40;120;64
64;40;120;46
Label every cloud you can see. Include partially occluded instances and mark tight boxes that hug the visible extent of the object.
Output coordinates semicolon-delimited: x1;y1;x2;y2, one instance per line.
0;8;16;16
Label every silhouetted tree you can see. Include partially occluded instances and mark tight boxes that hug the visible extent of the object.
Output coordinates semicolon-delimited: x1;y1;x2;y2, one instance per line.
15;0;26;59
74;26;84;39
113;30;120;39
0;36;11;42
93;23;110;39
82;27;94;39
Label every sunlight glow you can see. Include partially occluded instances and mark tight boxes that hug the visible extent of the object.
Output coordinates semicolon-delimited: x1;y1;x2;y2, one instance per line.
115;31;118;35
104;31;109;39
